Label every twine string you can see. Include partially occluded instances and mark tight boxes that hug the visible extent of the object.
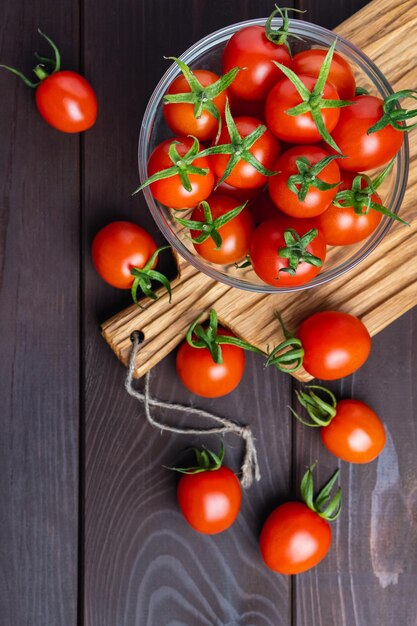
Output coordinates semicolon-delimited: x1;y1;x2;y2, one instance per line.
124;331;261;488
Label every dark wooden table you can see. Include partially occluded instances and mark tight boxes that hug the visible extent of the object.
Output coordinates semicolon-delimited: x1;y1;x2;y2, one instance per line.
1;1;416;625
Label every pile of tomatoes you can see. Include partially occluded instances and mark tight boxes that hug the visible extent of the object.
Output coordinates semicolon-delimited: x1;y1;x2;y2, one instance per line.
135;7;412;289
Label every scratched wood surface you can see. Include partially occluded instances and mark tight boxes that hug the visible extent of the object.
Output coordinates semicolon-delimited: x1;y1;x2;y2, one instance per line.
1;1;416;625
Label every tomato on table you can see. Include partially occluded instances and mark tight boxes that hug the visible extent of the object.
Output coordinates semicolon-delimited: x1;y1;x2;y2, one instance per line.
176;195;254;265
250;216;327;287
297;311;371;380
293;386;386;463
291;48;356;100
92;221;157;289
176;327;245;398
175;443;242;534
268;145;341;218
260;465;341;574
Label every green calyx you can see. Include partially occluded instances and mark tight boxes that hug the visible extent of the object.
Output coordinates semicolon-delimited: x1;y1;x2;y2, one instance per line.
332;159;409;226
174;199;247;249
186;309;265;365
133;136;209;195
278;228;323;276
130;245;172;306
169;441;225;474
0;28;61;88
274;40;353;152
367;89;417;134
264;6;306;53
290;385;337;427
163;56;241;139
199;99;277;187
264;311;304;373
287;155;342;202
300;464;342;522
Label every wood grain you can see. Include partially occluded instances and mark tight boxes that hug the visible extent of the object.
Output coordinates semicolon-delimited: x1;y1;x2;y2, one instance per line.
102;0;417;384
0;2;80;624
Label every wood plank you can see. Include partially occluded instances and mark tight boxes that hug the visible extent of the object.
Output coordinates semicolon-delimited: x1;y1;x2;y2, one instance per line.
83;1;293;625
0;3;80;624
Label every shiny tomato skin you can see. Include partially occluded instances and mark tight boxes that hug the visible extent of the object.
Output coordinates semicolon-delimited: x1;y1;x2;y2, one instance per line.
259;501;332;574
164;70;227;141
329;95;404;170
265;75;341;144
298;311;371;380
176;328;245;398
35;71;97;132
147;137;215;209
190;195;254;264
291;49;356;100
269;145;341;218
317;170;382;245
92;221;157;289
212;117;280;189
177;466;242;534
321;400;386;463
250;216;327;287
222;25;291;102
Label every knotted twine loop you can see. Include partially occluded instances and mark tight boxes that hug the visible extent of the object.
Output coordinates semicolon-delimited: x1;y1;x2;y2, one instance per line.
124;331;261;488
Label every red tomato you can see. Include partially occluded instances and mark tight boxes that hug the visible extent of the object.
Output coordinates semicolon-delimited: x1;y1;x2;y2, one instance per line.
190;195;254;264
222;25;291;101
163;70;227;141
259;501;332;574
265;75;341;144
176;328;245;397
298;311;371;380
147;137;215;209
329;95;404;170
250;216;327;287
92;221;157;289
35;70;97;132
321;400;386;463
177;466;242;534
291;49;356;100
211;117;280;189
268;145;341;218
248;189;280;226
317;170;382;245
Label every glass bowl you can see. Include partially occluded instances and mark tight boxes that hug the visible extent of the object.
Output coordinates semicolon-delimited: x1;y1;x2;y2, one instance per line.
138;18;409;293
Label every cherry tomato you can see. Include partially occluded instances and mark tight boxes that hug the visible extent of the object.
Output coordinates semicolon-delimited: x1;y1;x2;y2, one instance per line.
265;75;341;144
317;170;382;245
298;311;371;380
147;137;215;209
291;49;356;100
92;221;157;289
177;466;242;534
163;69;227;141
329;95;404;170
222;25;291;102
190;195;254;264
215;179;260;203
259;501;332;574
176;328;245;398
250;216;327;287
321;400;386;463
211;117;280;189
35;70;97;132
268;145;341;218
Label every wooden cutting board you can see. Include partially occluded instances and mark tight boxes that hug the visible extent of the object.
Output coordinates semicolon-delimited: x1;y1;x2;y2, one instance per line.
102;0;417;382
